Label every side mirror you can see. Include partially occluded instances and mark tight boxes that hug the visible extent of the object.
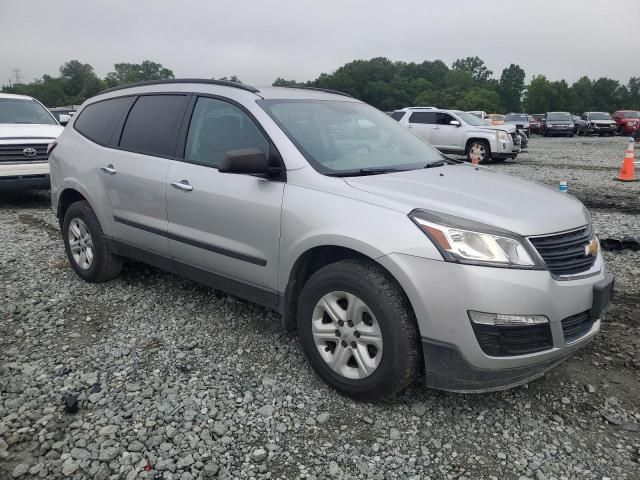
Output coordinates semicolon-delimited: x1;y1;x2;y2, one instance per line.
449;120;461;127
219;148;272;175
59;114;71;126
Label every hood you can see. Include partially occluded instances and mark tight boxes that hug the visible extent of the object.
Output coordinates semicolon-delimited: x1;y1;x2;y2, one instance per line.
0;124;63;142
345;164;588;236
475;124;516;133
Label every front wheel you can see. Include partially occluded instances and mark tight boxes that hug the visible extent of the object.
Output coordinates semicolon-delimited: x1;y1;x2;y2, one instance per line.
466;140;490;164
297;259;419;400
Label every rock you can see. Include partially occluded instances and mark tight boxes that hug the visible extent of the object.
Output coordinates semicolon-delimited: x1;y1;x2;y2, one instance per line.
329;460;342;477
251;448;267;462
390;428;401;440
585;384;596;393
258;405;275;417
71;447;91;460
12;464;29;478
497;452;507;460
203;463;219;478
99;446;119;461
177;454;194;469
61;461;79;476
98;425;119;436
317;412;331;425
411;402;427;417
128;440;144;452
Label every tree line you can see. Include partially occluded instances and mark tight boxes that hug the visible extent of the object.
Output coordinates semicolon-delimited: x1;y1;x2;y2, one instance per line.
3;57;639;114
275;56;640;114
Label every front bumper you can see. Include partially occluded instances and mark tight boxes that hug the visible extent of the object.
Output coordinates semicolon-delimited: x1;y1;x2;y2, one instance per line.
0;162;51;190
586;125;616;134
620;124;639;134
545;127;574;135
377;253;612;392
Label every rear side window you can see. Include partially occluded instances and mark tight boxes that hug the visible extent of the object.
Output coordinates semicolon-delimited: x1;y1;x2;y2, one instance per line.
408;112;435;124
74;97;135;145
390;111;405;121
184;97;269;168
119;95;189;157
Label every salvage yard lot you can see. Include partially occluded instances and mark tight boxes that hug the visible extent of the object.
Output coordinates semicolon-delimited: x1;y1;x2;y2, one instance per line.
1;136;639;479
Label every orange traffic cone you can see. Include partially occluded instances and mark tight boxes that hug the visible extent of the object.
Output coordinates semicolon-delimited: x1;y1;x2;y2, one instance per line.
614;138;638;182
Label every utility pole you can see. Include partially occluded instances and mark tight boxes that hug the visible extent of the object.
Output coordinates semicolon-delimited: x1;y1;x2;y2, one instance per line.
12;68;24;85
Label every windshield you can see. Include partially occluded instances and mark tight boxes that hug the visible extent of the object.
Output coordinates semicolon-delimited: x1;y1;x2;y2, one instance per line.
0;98;57;125
505;114;528;122
258;99;446;175
547;112;572;121
590;112;612;120
456;111;491;126
621;111;640;118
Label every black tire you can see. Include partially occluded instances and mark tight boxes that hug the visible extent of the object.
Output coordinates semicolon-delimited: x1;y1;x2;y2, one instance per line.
62;201;122;283
569;134;574;138
297;259;419;400
466;140;490;164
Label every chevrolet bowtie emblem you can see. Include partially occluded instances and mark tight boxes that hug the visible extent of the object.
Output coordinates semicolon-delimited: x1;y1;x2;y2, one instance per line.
584;238;599;257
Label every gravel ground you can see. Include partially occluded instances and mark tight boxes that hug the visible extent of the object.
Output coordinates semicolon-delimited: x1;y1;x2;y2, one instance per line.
1;136;639;480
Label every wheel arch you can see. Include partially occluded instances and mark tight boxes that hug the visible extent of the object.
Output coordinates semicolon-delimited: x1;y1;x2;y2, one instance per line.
281;244;416;334
465;137;492;154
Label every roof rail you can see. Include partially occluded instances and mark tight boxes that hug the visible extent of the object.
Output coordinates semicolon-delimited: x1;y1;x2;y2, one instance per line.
282;86;353;98
98;78;260;95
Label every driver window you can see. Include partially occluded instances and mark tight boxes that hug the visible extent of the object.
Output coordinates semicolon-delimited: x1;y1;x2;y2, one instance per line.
185;97;269;168
436;113;455;125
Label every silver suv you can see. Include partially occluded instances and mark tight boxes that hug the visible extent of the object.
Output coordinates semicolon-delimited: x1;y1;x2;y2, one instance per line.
391;107;520;163
50;80;613;399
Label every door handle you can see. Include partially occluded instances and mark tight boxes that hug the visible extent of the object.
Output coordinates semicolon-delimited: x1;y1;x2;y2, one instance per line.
100;165;116;175
171;180;193;192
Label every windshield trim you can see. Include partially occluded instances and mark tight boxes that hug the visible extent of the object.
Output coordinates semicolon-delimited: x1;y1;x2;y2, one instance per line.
257;98;449;176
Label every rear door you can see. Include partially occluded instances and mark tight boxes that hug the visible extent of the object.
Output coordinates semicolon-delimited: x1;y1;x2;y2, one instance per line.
165;96;284;295
98;94;190;256
406;111;435;143
430;112;463;151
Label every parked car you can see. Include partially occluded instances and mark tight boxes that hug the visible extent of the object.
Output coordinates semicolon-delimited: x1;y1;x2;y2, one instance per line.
467;110;488;120
576;112;617;136
50;79;612;399
530;114;545;134
49;107;77;126
542;112;575;137
392;107;520;162
0;93;63;190
612;110;640;135
504;113;531;137
488;113;505;126
571;116;581;134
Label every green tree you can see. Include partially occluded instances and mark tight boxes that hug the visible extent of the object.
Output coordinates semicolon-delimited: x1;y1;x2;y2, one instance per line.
523;75;553;113
499;64;526;112
452;56;493;83
570;76;593;114
104;60;174;86
272;78;301;87
59;60;103;104
217;75;242;83
459;87;502;112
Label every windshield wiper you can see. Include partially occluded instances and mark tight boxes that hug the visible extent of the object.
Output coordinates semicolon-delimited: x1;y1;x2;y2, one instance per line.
328;167;409;177
424;160;446;169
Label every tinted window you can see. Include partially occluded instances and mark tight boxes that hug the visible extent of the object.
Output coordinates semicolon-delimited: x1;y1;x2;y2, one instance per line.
119;95;189;156
436;112;455;125
390;111;405;121
408;112;435;124
184;97;269;168
75;97;135;145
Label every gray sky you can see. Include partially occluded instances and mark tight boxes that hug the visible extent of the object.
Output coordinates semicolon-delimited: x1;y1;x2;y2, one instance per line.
1;0;639;86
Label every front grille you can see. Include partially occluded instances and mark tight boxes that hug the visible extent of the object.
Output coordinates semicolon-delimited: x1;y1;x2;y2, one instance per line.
0;143;49;163
562;311;594;343
528;226;596;276
471;323;553;357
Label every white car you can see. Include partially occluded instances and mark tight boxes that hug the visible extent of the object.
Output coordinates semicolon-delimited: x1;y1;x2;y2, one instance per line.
0;93;63;190
391;107;520;163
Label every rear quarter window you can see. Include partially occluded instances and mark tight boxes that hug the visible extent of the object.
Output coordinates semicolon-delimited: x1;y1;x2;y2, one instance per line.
390;111;405;121
119;95;189;157
74;97;136;145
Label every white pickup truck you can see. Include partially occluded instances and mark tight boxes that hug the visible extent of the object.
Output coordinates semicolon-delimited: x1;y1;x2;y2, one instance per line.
0;93;63;190
390;107;521;163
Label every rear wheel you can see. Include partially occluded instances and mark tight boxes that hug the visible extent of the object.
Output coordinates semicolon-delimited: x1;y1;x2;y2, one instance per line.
466;140;490;164
62;201;122;283
297;259;419;400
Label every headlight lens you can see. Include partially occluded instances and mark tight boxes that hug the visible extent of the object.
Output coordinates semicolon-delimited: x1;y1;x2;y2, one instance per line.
409;210;538;267
496;130;509;142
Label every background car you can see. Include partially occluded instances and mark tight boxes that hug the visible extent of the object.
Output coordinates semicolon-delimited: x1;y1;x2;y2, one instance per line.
612;110;640;135
571;115;581;134
576;112;617;136
504;113;531;137
543;112;575;137
529;114;545;134
49;107;77;126
467;110;488;120
487;113;505;125
0;93;63;190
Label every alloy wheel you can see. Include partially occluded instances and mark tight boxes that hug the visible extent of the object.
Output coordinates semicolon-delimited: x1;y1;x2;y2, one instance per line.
68;218;94;270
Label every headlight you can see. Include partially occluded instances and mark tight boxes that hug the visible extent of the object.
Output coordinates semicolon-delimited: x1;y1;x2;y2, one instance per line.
496;130;509;142
409;210;540;268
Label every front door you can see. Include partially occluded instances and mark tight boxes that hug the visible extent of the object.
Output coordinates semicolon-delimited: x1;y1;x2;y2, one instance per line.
430;112;463;151
165;96;284;294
